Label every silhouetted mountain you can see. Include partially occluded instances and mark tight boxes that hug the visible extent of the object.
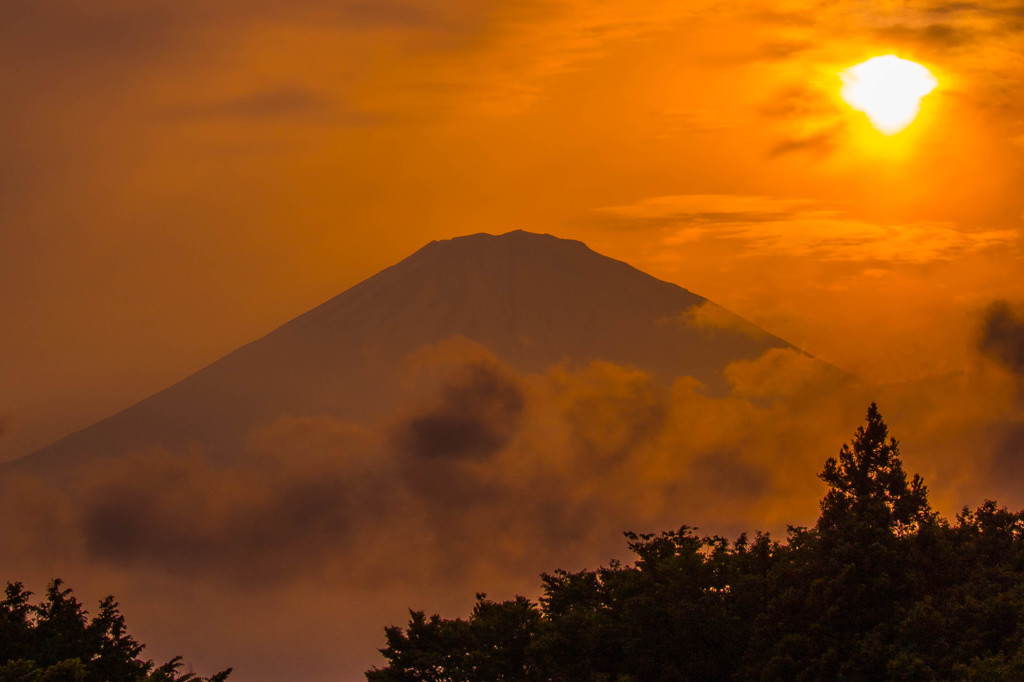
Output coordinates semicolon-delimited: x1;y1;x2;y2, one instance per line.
14;231;796;471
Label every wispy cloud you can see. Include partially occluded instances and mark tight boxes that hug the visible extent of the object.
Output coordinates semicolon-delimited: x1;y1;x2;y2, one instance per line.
597;194;1019;263
669;301;773;340
163;85;387;126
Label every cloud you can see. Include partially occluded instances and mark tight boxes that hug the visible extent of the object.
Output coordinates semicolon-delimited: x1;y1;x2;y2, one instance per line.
597;194;808;226
986;419;1024;491
724;347;838;401
0;341;846;580
659;301;770;341
596;194;1020;263
392;360;525;461
5;334;1024;679
756;40;815;60
170;86;337;120
75;447;369;582
877;21;978;48
159;85;394;129
553;361;668;465
649;109;747;137
759;85;837;120
768;126;846;157
927;1;1024;24
978;300;1024;376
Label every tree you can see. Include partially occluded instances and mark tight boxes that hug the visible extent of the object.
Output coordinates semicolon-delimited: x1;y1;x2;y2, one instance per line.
366;404;1024;682
756;404;936;679
0;580;230;682
367;594;542;682
818;402;932;536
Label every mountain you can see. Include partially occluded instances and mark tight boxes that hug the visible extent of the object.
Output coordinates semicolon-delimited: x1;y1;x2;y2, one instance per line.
14;230;795;471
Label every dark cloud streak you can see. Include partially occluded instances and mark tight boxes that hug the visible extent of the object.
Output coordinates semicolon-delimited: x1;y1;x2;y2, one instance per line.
978;300;1024;376
768;125;845;158
394;361;525;461
876;22;977;49
162;86;389;126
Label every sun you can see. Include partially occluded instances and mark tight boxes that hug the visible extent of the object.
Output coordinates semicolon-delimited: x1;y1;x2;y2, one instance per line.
839;55;938;135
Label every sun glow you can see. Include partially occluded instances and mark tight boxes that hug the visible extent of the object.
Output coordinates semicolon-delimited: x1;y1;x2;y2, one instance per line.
839;55;938;135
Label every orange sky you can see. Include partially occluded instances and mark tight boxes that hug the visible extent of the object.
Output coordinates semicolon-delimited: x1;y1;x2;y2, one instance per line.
3;0;1024;462
2;4;1024;678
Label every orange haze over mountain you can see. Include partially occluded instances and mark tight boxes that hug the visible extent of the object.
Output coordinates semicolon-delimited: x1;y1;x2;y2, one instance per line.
2;0;1024;679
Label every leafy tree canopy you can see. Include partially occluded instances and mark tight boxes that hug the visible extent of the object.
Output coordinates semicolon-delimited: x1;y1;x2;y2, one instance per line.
368;404;1024;681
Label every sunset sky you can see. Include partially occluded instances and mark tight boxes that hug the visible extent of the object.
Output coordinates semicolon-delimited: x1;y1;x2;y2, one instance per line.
3;1;1024;678
3;0;1022;463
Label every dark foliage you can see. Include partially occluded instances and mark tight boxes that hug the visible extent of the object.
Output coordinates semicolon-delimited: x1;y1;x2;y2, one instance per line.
0;579;230;682
368;403;1024;681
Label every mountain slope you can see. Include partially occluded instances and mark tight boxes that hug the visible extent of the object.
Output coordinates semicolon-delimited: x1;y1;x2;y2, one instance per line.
15;230;794;470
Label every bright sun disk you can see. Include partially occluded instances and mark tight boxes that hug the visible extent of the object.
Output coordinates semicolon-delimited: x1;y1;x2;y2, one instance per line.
839;55;938;135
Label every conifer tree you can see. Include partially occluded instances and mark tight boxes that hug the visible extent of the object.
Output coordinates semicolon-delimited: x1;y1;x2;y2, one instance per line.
818;402;931;535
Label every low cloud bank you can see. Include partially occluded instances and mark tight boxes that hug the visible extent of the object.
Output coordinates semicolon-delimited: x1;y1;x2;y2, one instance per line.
2;324;1023;679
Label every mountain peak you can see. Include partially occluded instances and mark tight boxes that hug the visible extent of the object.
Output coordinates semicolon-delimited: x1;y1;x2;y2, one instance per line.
441;229;582;244
420;229;588;257
16;232;794;471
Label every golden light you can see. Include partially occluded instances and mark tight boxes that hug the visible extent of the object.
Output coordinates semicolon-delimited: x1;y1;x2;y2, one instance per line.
839;55;938;135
